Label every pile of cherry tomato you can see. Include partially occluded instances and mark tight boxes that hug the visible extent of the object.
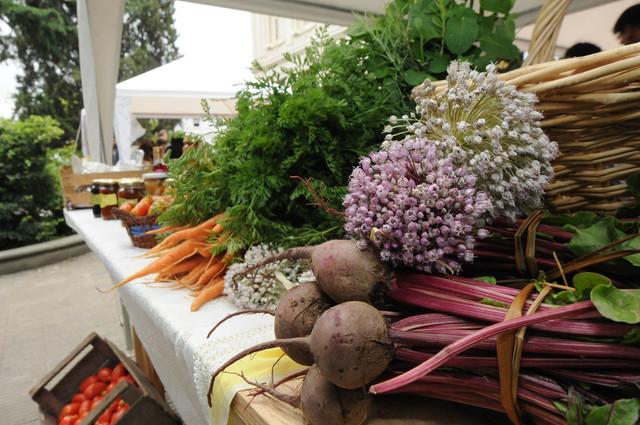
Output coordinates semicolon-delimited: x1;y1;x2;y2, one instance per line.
57;363;136;425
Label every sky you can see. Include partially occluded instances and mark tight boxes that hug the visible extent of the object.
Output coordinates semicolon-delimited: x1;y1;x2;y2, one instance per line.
0;2;253;118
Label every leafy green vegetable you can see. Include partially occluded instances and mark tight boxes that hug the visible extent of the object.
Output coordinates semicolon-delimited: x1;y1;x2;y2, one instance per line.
585;399;640;425
623;328;640;345
574;272;611;299
564;216;640;268
445;7;479;54
480;0;514;14
474;276;497;284
160;0;520;251
480;298;508;308
542;211;599;228
591;285;640;324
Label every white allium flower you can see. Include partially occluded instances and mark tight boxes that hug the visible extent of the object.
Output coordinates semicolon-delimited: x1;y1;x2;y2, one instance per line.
224;244;314;310
401;61;557;220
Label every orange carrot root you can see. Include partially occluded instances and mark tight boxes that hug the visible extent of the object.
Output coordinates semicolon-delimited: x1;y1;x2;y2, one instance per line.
105;239;200;291
191;278;225;311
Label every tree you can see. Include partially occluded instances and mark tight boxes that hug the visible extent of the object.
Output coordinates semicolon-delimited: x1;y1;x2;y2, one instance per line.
119;0;179;81
0;0;180;143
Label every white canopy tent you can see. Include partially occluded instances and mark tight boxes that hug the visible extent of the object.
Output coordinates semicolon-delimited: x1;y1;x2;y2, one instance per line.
78;0;617;164
113;56;254;163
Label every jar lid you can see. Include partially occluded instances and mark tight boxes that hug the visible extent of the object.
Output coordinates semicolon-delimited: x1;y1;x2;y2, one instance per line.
143;172;168;180
119;178;144;186
98;178;117;184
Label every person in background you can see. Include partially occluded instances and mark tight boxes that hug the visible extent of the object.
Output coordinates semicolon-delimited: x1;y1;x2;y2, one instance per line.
614;4;640;45
563;42;602;58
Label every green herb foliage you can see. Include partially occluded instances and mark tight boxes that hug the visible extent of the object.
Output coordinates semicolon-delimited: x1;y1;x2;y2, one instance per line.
0;116;72;249
161;0;519;251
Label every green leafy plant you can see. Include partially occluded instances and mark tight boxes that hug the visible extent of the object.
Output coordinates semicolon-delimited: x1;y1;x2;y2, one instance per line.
348;0;520;97
0;115;72;250
161;0;520;252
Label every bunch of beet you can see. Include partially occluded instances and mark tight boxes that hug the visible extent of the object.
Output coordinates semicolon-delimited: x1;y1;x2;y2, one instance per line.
207;240;640;425
208;240;395;425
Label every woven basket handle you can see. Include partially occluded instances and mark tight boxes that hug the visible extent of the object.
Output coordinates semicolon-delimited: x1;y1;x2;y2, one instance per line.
523;0;572;66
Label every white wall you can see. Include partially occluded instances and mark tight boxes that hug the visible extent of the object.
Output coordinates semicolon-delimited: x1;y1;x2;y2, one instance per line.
252;15;345;70
517;0;637;55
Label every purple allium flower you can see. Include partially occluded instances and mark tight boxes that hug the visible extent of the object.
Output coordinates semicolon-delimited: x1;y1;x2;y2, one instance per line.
344;141;491;273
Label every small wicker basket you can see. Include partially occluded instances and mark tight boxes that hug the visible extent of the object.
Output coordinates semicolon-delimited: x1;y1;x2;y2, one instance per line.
112;208;159;249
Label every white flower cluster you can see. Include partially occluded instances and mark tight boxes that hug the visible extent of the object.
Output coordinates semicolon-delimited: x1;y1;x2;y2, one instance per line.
385;61;558;221
224;244;315;310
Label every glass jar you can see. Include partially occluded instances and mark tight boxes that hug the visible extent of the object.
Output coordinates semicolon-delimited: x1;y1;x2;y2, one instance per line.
163;178;175;197
99;179;119;220
90;180;103;218
143;172;168;196
117;178;145;207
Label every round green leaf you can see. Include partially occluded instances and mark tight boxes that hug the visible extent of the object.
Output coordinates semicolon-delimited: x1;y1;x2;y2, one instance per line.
404;69;430;86
591;285;640;324
445;9;479;55
573;272;611;299
585;399;640;425
480;0;514;14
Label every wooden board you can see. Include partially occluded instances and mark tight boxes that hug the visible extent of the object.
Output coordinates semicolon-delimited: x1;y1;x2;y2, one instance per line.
230;381;492;425
59;166;148;209
231;381;304;425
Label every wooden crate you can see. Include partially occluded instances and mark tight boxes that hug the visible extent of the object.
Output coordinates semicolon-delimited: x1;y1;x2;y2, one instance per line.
30;332;178;425
59;166;147;210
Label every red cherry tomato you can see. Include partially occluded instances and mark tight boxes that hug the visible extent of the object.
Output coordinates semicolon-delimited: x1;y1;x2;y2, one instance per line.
72;419;82;425
104;382;116;394
71;393;85;404
91;395;105;410
59;415;78;425
84;381;107;399
79;375;98;392
78;399;91;415
97;367;112;383
110;408;126;425
111;364;126;382
99;408;113;423
58;403;79;421
116;375;135;386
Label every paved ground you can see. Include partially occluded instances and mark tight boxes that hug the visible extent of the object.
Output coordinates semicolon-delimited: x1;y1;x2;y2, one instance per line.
0;252;125;425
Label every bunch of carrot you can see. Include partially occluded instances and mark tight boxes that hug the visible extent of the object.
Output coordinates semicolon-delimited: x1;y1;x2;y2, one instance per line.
109;213;234;311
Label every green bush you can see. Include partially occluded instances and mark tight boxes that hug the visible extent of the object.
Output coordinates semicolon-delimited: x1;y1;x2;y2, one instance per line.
0;115;72;250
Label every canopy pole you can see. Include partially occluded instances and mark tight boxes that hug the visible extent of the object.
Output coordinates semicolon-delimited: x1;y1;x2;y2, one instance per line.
77;0;125;164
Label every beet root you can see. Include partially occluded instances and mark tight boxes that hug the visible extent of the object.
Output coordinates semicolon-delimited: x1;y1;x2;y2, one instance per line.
310;240;392;305
208;302;393;405
300;365;369;425
234;240;392;306
274;282;333;365
310;301;393;390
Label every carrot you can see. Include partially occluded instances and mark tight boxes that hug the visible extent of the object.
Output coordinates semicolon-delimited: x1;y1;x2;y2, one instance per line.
148;213;224;255
195;261;226;287
160;255;205;276
106;239;200;291
197;244;213;258
178;260;209;287
145;225;189;236
212;223;224;234
191;278;224;311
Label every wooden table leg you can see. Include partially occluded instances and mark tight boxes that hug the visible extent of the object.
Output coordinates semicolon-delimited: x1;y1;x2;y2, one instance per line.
132;327;165;395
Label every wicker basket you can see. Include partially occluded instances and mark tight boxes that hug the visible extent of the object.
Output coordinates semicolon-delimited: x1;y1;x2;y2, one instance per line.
434;41;640;212
112;208;159;249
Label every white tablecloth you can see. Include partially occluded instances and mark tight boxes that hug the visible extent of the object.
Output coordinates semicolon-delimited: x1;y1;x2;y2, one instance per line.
64;210;274;425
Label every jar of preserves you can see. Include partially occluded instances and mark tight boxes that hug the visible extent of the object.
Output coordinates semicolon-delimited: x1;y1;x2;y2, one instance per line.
90;180;102;218
143;172;168;196
163;178;175;197
117;178;145;208
99;179;119;220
